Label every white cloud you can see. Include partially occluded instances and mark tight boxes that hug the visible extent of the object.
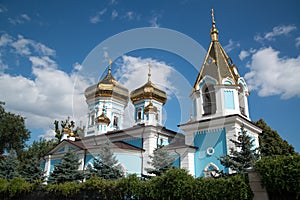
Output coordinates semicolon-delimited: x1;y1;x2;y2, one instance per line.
224;39;240;52
0;33;89;138
89;8;107;24
255;25;297;42
29;56;57;69
239;50;250;61
239;48;256;61
115;55;176;95
296;37;300;48
124;11;140;21
0;34;13;46
245;47;300;99
8;13;31;25
0;65;89;134
111;10;118;19
149;16;160;28
10;34;55;56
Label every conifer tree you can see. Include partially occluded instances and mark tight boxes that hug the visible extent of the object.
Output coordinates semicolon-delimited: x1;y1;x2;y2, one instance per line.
48;151;83;184
88;143;123;180
20;156;45;183
0;150;20;180
145;146;175;176
219;126;258;174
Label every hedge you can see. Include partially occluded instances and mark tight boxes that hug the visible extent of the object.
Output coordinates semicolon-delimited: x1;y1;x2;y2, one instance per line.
255;154;300;200
0;168;253;200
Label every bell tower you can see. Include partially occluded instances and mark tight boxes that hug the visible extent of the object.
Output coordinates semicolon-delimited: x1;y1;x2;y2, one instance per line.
191;9;250;121
180;9;260;178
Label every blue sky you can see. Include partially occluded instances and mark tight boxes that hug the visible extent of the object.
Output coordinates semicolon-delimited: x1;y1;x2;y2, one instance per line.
0;0;299;152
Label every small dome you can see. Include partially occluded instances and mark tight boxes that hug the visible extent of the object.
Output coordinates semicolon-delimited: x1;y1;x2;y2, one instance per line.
130;81;167;105
96;112;111;125
85;70;129;103
144;101;158;113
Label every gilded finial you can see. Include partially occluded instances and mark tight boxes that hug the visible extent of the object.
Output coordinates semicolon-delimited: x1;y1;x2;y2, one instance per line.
210;8;219;41
148;63;151;82
108;59;112;74
211;9;216;28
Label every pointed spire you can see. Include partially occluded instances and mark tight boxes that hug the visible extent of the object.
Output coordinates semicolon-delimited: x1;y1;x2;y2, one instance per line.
148;63;151;82
210;9;219;41
108;59;112;74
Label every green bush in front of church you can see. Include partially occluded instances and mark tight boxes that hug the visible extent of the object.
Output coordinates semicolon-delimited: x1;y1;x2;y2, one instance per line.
47;151;84;184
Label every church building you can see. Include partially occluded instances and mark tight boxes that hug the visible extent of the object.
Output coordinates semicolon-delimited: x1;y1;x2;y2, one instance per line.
43;10;261;178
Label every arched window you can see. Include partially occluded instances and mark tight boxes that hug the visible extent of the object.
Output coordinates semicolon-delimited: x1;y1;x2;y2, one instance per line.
238;83;246;116
90;114;95;126
113;116;118;128
202;84;216;115
203;163;219;177
137;108;142;121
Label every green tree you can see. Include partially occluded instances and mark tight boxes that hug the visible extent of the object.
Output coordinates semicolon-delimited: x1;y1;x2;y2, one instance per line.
219;126;258;174
0;150;20;180
0;102;30;155
19;138;57;163
48;151;83;184
145;146;175;176
255;119;296;157
87;143;123;180
20;156;45;184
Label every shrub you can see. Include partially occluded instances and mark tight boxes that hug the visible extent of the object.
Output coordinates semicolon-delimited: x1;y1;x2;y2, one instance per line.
255;155;300;199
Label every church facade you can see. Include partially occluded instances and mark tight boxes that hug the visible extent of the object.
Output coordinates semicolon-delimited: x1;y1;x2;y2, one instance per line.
43;11;261;179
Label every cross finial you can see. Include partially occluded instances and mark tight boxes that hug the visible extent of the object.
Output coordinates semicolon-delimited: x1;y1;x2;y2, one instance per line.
211;9;216;28
108;59;112;74
148;63;151;82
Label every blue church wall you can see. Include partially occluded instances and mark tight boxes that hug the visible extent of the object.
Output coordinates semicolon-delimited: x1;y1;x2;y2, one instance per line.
122;138;143;149
194;128;227;177
50;159;62;172
171;155;180;168
116;154;142;176
84;154;94;169
224;90;235;110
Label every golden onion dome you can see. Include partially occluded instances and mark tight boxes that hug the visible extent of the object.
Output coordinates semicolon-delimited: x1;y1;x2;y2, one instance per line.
84;64;129;104
96;112;111;125
130;64;167;105
144;101;158;113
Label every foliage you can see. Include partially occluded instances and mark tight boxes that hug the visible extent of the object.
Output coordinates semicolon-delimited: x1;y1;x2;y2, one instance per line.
145;146;175;176
255;119;296;157
7;177;33;198
255;154;300;199
219;125;258;174
195;175;253;200
20;156;45;184
0;149;20;180
48;151;84;184
0;168;254;200
151;168;195;200
0;102;30;155
19;138;57;161
87;143;123;180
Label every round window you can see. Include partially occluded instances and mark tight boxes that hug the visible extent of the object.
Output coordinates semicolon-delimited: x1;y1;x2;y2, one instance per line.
206;147;215;155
